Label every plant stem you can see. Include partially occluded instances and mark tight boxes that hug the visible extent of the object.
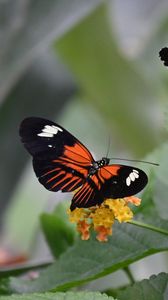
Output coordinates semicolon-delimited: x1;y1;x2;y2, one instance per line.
128;220;168;235
123;266;135;284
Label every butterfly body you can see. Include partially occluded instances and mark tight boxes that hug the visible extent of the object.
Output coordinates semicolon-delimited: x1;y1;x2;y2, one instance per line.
88;158;110;176
20;117;148;210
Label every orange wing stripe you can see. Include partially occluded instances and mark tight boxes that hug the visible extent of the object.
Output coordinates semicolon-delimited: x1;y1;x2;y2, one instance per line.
42;167;61;177
64;143;93;163
100;165;120;179
82;189;94;205
51;173;72;190
46;171;65;183
91;175;101;189
53;158;88;179
61;177;80;191
78;187;92;204
74;183;93;204
68;178;82;191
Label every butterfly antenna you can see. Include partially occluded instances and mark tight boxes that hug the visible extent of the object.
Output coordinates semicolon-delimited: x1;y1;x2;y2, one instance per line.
108;157;159;166
105;134;111;158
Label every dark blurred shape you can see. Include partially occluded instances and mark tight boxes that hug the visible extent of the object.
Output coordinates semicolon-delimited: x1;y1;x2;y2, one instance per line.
0;52;77;218
159;47;168;66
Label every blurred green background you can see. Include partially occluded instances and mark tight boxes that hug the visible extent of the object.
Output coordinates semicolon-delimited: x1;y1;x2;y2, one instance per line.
0;0;168;289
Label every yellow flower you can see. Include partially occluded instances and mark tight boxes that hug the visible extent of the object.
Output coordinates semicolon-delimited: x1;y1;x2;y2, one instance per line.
67;196;141;242
67;208;88;223
104;199;133;223
90;207;114;228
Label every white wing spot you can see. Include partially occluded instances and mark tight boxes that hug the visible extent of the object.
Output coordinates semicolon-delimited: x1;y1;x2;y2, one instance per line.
129;172;135;181
126;177;131;186
38;132;53;137
48;145;52;148
38;125;63;137
126;170;139;186
133;170;139;179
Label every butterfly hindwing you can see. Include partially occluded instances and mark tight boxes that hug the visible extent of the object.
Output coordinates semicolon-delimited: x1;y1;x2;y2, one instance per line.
19;117;93;193
70;180;103;210
70;165;119;210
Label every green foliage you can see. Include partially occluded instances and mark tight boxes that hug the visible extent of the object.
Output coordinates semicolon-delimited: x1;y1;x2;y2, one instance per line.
1;218;168;294
153;143;168;219
0;291;115;300
118;272;168;300
40;212;75;258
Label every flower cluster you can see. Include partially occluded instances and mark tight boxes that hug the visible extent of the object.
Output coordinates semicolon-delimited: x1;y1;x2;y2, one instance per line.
67;196;141;242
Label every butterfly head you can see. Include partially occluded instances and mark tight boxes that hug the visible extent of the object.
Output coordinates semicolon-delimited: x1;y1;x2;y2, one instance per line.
101;157;110;166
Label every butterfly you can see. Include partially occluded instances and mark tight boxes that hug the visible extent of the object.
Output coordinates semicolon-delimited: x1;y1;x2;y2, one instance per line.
19;117;148;211
159;47;168;66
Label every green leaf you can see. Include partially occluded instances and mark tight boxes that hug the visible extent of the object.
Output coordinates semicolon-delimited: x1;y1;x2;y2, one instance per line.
153;143;168;219
136;142;168;219
56;4;159;156
129;215;168;236
0;291;115;300
40;212;75;258
3;221;168;294
117;272;168;300
133;142;168;219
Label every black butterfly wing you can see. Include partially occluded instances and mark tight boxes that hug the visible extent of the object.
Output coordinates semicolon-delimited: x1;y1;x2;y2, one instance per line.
19;117;94;192
70;164;148;210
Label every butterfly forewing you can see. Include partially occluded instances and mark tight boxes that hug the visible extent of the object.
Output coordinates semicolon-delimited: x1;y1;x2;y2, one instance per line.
20;118;93;160
99;165;148;199
19;117;94;193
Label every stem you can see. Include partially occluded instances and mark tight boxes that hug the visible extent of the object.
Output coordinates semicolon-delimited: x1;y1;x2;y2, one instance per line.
123;266;135;284
128;220;168;236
